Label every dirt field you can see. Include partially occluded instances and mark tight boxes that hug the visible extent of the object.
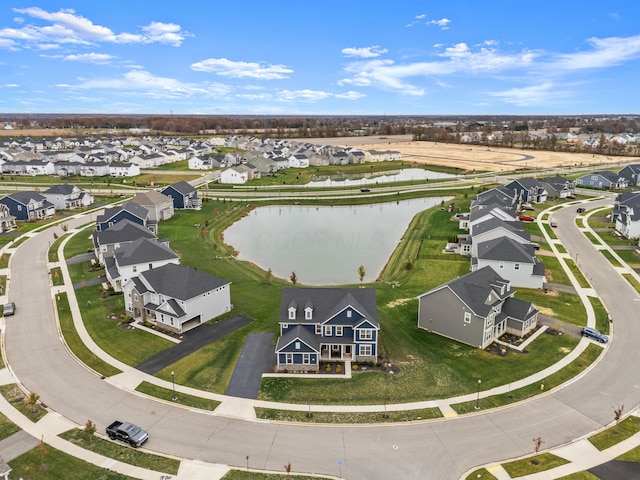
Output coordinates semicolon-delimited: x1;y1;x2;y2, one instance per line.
305;134;636;173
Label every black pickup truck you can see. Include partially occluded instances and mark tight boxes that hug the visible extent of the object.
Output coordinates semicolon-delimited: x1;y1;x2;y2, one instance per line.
106;420;149;448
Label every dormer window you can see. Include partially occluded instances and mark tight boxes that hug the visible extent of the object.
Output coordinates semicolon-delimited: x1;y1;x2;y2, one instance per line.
305;307;313;320
288;307;296;320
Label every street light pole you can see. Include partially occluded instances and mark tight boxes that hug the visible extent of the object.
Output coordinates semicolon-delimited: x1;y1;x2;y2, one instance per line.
171;371;177;401
475;379;482;410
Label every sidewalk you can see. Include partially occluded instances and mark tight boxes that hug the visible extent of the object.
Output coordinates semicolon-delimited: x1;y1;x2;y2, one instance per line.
0;198;637;480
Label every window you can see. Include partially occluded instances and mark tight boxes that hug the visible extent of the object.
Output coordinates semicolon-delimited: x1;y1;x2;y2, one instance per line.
282;323;288;330
305;307;312;320
360;329;372;340
360;345;372;356
286;353;293;364
288;308;296;320
132;265;137;273
464;312;472;323
133;293;138;301
336;326;343;336
302;353;310;364
315;324;321;335
498;262;504;269
324;325;331;336
347;310;352;318
101;245;107;252
295;342;300;350
514;263;520;270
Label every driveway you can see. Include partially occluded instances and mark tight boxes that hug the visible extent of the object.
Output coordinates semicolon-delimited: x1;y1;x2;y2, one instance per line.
225;333;276;399
135;315;254;374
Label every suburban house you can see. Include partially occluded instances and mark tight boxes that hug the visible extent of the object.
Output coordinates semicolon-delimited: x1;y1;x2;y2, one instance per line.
537;176;576;199
613;192;640;239
161;181;202;210
219;164;259;184
472;237;545;289
41;184;94;210
417;266;539;349
275;288;379;373
92;219;158;265
130;190;174;222
575;171;628;190
0;191;55;221
618;164;640;187
0;204;16;231
473;186;521;211
105;237;179;292
108;162;140;177
96;201;155;233
122;262;232;334
504;178;548;204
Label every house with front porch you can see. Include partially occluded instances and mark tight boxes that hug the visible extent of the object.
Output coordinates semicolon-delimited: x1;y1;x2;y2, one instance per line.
0;204;16;231
0;191;55;221
42;184;94;210
122;263;231;334
417;266;539;349
275;288;379;373
92;219;159;265
130;190;174;222
575;171;628;190
96;201;155;233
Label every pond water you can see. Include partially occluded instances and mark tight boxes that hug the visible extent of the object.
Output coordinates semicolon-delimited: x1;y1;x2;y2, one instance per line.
224;196;452;285
307;168;454;187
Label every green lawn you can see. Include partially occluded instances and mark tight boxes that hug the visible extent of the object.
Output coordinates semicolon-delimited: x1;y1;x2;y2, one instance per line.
565;259;590;288
613;249;640;269
464;468;498;480
223;471;327;480
502;453;569;477
622;273;640;294
556;472;600;480
0;411;20;441
254;406;442;423
541;256;572;286
600;249;623;267
588;416;640;451
56;292;121;377
9;443;136;480
617;444;640;461
59;428;180;475
135;381;220;411
589;296;611;335
517;289;586;327
596;230;631;247
0;384;47;423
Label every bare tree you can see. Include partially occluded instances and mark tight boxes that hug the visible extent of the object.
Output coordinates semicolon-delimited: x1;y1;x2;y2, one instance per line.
358;265;366;283
265;268;272;285
533;436;544;453
84;419;97;444
284;461;292;477
26;391;40;413
614;405;624;423
290;272;297;285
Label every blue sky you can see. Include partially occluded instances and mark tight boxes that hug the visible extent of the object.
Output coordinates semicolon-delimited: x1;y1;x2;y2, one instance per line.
1;1;640;115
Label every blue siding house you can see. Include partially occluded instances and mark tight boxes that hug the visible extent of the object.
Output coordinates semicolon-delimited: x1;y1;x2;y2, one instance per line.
160;181;202;210
95;201;155;233
0;191;55;221
275;288;379;373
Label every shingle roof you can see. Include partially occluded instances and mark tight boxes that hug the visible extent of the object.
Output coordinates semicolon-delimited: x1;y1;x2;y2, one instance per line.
476;236;535;262
138;263;229;300
131;190;172;207
92;219;157;246
114;237;178;266
275;325;321;352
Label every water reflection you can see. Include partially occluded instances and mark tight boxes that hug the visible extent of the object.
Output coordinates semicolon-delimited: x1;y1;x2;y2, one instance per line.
224;196;452;285
307;168;454;187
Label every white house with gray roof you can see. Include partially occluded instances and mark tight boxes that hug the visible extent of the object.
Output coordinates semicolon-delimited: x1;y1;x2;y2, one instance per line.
92;219;159;265
469;217;530;258
105;237;179;292
122;263;231;334
417;266;539;349
42;184;94;210
473;237;545;289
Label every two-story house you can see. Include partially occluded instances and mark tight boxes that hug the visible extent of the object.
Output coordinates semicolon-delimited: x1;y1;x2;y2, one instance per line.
96;202;155;233
160;181;202;210
42;184;94;210
92;219;159;265
122;263;232;334
130;191;174;222
0;191;55;221
417;266;539;349
275;288;379;373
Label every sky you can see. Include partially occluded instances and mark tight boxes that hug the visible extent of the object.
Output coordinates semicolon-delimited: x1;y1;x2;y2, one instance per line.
1;1;640;116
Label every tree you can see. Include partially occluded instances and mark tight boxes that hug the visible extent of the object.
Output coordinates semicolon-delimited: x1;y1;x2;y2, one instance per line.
84;419;97;444
38;434;47;468
26;391;40;413
358;265;366;283
284;461;292;477
290;272;297;285
614;405;624;423
533;436;544;453
265;268;273;285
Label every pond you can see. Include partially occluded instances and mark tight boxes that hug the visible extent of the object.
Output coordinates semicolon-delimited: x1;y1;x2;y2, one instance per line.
307;168;454;187
224;196;452;285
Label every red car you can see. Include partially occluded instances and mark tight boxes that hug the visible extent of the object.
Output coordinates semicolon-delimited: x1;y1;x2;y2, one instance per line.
519;215;535;222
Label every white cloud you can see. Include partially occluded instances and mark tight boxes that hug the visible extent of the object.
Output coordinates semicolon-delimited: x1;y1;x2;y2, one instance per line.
63;52;114;64
487;82;570;106
191;58;293;80
551;35;640;71
407;14;451;30
277;89;332;102
1;7;191;49
341;46;388;58
334;91;366;100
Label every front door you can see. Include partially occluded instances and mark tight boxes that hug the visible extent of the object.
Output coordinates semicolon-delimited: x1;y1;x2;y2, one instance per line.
344;345;352;359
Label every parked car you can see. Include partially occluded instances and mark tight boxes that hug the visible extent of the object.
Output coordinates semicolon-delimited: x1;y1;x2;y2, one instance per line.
519;215;535;222
3;302;15;317
580;326;609;343
577;207;585;213
550;221;558;228
523;204;535;211
106;421;149;448
360;187;371;193
567;194;577;199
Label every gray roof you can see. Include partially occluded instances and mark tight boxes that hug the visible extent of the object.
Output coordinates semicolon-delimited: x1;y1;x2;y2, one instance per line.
43;184;79;195
275;324;321;352
476;236;535;262
113;237;178;266
163;181;196;195
426;266;513;318
501;297;538;322
92;219;157;246
131;190;173;207
137;263;230;300
6;190;47;204
471;217;530;241
279;288;378;328
97;201;149;224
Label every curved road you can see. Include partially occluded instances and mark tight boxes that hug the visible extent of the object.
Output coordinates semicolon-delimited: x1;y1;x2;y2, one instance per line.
4;197;640;480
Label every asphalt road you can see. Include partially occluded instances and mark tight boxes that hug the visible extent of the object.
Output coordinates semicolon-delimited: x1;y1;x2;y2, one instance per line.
4;197;640;480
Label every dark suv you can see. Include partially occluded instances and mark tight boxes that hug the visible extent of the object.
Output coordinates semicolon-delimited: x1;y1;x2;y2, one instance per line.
581;326;608;343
